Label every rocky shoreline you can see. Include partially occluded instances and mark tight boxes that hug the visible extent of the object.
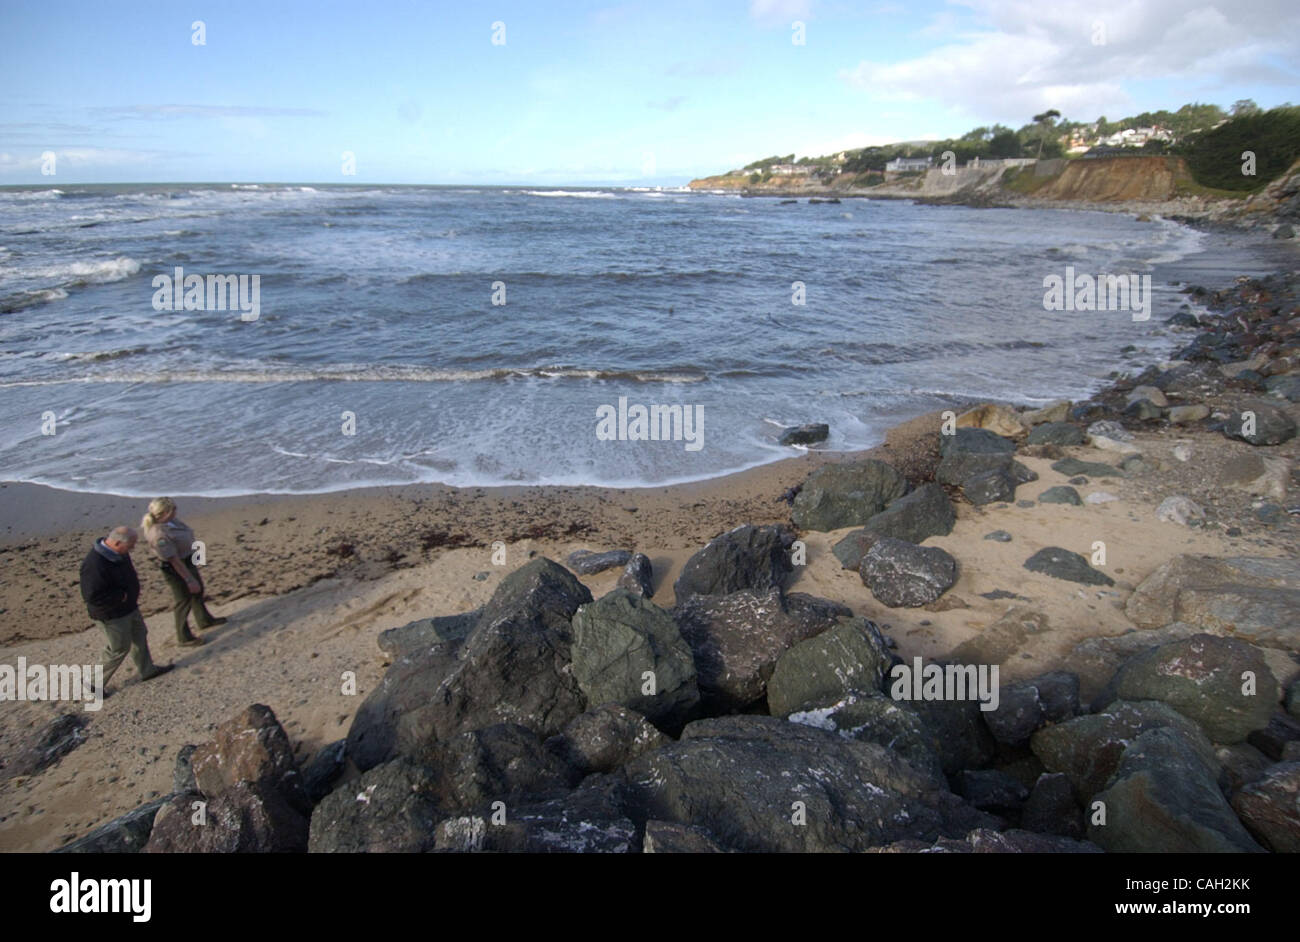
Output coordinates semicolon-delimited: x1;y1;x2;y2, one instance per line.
24;268;1300;854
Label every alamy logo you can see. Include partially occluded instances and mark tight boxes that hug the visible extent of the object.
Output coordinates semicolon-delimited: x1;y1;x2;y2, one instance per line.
595;396;703;451
152;266;260;321
1043;266;1151;321
889;657;1000;711
50;872;151;922
0;658;102;712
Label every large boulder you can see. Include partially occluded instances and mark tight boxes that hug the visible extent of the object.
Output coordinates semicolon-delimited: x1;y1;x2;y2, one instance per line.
766;617;893;717
982;672;1079;748
346;558;592;771
1222;401;1297;445
308;758;443;853
907;695;998;776
1026;422;1084;446
190;704;310;815
935;428;1016;486
672;589;850;712
56;799;167;854
377;610;477;660
790;461;909;531
787;691;946;782
1110;634;1278;743
832;484;956;571
544;705;669;776
1088;728;1265;853
1030;699;1217;799
144;781;309;853
1230;762;1300;852
1023;547;1113;586
1124;555;1300;653
642;820;729;853
860;538;958;607
571;589;698;725
4;714;87;780
672;524;794;601
425;723;576;813
617;553;655;598
624;716;995;853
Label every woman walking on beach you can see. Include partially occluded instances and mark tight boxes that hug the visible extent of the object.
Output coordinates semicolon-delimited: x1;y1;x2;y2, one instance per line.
141;497;226;647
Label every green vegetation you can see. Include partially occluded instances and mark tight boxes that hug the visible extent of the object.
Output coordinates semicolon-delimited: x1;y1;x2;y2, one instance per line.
1177;106;1300;192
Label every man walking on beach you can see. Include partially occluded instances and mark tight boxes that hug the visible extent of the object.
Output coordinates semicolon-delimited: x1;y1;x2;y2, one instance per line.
79;526;173;694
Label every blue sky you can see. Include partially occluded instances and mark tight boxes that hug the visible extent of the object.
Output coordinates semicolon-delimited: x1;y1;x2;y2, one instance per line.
2;0;1297;184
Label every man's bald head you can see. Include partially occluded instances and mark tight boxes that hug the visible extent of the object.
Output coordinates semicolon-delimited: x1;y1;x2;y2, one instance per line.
104;526;138;554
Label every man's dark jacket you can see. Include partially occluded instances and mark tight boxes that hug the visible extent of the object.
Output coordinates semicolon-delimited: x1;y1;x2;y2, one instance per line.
80;541;140;621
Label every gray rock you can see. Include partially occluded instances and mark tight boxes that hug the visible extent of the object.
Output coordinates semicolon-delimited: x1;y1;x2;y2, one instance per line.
1167;404;1211;424
1023;547;1113;586
1026;422;1084;446
616;553;654;598
1021;772;1083;838
1050;457;1121;478
1264;373;1300;402
567;549;634;575
1088;727;1265;853
1246;712;1300;760
1111;634;1278;743
1288;679;1299;718
787;690;946;782
1038;485;1082;506
1274;223;1296;239
56;799;167;854
1215;743;1274;795
936;429;1017;488
790;460;910;531
672;524;794;600
766;617;893;717
983;672;1079;748
426;723;576;813
1124;555;1300;653
642;820;728;853
1155;495;1205;526
1230;761;1300;852
1126;385;1168;407
954;769;1029;817
301;739;347;803
1031;699;1218;800
545;704;669;776
984;530;1012;542
624;716;995;853
571;589;699;725
907;695;998;776
673;588;849;711
961;467;1017;505
779;423;829;446
308;758;443;853
1124;399;1163;421
346;558;592;771
860;537;958;607
377;610;478;659
4;713;87;780
1223;401;1297;445
191;704;311;816
858;482;956;548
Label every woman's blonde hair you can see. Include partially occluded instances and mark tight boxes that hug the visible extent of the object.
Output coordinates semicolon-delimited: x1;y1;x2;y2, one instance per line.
141;497;177;534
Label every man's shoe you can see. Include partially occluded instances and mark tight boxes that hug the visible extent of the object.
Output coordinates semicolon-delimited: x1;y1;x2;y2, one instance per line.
141;664;175;681
179;637;205;647
202;616;228;629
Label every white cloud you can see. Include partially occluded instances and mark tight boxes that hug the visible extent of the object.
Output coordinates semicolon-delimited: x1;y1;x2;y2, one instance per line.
841;0;1300;124
750;0;813;26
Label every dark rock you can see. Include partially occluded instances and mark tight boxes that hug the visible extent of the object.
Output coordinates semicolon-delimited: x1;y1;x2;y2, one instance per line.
1274;223;1296;239
1230;761;1300;852
301;740;347;803
567;549;634;575
426;723;575;812
1038;485;1082;506
4;713;88;780
1023;547;1113;586
56;799;167;854
672;524;794;600
1264;373;1300;402
434;774;636;853
1021;772;1083;838
624;716;995;853
616;553;654;598
1216;743;1274;795
145;781;310;853
642;820;728;853
984;530;1012;542
790;460;909;531
860;537;958;607
571;589;698;724
191;704;310;815
545;704;669;775
856;482;956;547
1026;422;1084;445
908;695;998;776
961;467;1017;505
308;758;442;853
1089;727;1264;853
831;528;881;570
983;672;1079;748
1111;634;1277;743
1288;679;1299;719
1050;457;1121;478
377;610;477;659
778;423;829;446
954;769;1029;817
766;617;892;716
1031;699;1217;800
346;558;592;771
787;690;946;782
1246;712;1300;760
1222;401;1297;445
673;589;849;711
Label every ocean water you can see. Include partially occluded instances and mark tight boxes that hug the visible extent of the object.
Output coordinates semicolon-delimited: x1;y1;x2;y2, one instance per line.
0;183;1266;496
